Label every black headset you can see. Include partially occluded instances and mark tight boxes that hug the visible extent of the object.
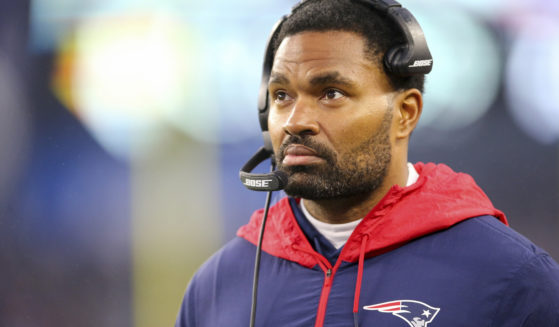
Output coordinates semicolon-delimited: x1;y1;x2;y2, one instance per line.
240;0;433;192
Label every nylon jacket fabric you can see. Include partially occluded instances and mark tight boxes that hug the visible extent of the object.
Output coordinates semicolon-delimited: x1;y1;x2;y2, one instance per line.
175;163;559;327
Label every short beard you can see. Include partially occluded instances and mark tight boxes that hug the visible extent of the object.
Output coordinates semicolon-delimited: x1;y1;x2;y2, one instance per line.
276;110;392;200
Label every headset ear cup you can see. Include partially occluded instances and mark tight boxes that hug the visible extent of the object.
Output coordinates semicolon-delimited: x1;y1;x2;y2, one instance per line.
384;44;407;75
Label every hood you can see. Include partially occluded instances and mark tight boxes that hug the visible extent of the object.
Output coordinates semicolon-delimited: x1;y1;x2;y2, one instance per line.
237;162;507;269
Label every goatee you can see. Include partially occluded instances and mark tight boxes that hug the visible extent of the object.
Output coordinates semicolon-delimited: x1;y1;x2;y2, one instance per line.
276;110;392;200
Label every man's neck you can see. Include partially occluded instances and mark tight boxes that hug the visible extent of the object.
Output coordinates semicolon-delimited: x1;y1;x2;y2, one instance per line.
302;162;411;224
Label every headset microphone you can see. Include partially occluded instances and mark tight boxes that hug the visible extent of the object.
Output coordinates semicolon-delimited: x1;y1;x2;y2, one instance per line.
239;146;288;192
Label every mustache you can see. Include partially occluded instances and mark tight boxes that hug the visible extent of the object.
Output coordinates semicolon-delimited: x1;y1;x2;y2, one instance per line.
277;135;336;164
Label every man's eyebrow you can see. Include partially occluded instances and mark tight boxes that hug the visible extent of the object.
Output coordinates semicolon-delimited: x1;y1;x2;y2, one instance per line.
269;72;357;88
309;72;356;88
268;73;289;85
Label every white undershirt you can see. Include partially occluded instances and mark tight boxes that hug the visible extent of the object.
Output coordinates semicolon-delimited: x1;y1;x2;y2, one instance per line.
300;163;419;249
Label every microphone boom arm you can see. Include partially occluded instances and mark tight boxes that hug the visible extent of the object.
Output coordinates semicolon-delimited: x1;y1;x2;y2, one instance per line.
239;147;288;191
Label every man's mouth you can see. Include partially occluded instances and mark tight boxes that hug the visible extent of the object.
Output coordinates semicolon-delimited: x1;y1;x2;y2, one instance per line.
282;144;324;166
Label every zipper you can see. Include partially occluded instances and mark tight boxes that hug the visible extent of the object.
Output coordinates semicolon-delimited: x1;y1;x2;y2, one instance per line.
314;267;334;327
314;260;343;327
290;245;342;327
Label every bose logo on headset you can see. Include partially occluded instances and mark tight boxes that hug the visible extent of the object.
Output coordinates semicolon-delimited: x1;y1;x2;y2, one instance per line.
409;59;433;68
244;179;273;188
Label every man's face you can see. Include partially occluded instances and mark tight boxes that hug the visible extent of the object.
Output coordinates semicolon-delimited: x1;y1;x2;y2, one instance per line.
268;30;397;200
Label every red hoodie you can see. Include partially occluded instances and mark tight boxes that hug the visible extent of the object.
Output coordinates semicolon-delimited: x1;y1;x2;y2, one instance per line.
238;162;507;269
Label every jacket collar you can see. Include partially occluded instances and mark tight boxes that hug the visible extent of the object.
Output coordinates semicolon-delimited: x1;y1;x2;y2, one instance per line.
237;162;507;268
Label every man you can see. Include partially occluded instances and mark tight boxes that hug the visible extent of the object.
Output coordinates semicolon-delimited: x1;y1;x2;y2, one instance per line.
176;0;559;326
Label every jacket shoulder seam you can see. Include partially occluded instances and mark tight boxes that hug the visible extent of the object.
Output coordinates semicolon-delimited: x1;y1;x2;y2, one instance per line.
474;216;537;254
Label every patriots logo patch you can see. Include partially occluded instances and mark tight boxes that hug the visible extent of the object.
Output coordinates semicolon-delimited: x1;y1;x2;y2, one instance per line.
363;300;440;326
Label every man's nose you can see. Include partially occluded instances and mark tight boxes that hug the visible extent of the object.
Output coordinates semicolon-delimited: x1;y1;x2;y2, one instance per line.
282;98;319;136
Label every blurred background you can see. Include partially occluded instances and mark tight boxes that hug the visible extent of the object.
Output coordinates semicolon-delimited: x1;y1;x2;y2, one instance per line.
0;0;558;326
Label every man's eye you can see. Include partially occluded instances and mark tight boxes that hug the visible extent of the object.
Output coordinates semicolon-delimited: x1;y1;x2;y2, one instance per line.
322;89;344;100
274;91;292;103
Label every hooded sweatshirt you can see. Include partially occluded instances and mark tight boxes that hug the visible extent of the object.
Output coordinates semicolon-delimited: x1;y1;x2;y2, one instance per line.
175;163;559;327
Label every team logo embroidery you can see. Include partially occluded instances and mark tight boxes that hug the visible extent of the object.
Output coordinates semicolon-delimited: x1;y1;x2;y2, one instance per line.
363;300;440;327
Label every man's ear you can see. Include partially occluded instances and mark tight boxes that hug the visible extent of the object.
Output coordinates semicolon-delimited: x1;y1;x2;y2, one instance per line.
394;88;422;139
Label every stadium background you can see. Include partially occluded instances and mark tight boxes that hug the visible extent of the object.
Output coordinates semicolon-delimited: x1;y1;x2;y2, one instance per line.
0;0;558;326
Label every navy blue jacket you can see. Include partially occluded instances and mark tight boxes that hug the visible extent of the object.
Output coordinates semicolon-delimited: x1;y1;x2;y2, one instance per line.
176;163;559;327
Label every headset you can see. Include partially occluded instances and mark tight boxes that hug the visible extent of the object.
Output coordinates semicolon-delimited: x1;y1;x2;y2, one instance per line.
239;0;433;192
239;1;432;326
